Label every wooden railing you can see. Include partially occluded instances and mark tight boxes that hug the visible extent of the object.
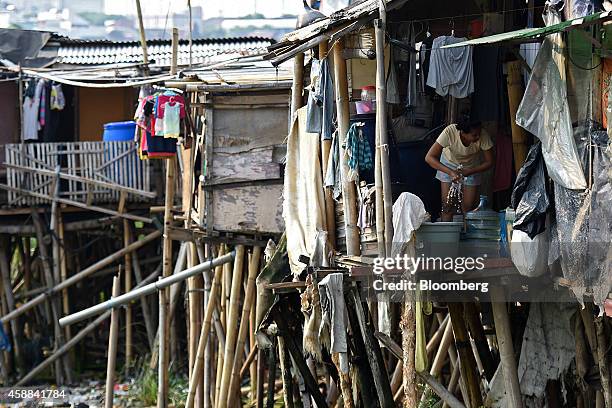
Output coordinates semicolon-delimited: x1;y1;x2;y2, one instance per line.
2;142;154;219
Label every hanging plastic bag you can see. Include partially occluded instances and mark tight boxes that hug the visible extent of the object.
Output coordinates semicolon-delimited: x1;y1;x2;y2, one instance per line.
511;142;550;238
511;229;549;277
515;11;587;190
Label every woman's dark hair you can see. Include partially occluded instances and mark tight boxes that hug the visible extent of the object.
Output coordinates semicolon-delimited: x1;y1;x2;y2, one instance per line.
455;112;482;133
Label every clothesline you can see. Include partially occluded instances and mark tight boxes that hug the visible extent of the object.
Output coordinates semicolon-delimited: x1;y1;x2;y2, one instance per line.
20;69;176;89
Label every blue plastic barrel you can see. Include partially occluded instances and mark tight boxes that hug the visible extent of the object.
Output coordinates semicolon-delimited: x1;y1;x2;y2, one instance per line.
103;121;136;142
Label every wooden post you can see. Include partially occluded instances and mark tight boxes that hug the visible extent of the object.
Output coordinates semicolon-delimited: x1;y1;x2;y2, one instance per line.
333;40;360;256
447;303;484;408
278;337;295;408
227;246;261;407
123;220;133;375
374;17;394;256
105;273;121;408
463;302;496;381
506;61;529;174
57;213;71;348
218;245;246;406
256;347;265;408
134;0;149;70
171;28;179;75
249;296;257;401
265;335;278;408
158;156;176;408
401;299;417;407
490;288;522;408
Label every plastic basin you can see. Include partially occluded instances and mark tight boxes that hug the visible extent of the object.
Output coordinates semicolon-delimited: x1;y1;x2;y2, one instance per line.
415;221;463;258
103;121;137;142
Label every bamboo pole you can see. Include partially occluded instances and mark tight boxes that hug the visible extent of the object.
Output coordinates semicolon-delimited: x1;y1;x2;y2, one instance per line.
448;303;484;408
157;281;168;407
134;0;149;69
291;53;305;118
490;289;522;408
333;39;360;255
249;294;257;400
0;236;23;376
401;299;417;407
506;61;529;174
227;246;261;407
1;230;161;324
105;273;121;408
58;212;71;349
171;28;179;76
318;40;336;249
32;212;71;384
123;220;133;375
158;156;176;408
185;249;225;408
374;17;394;256
463;302;496;380
218;245;246;406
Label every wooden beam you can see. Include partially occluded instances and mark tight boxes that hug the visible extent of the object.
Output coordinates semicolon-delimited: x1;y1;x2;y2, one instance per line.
104;274;121;408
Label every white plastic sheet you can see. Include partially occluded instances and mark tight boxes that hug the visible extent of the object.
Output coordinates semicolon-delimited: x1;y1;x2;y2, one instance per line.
515;9;587;190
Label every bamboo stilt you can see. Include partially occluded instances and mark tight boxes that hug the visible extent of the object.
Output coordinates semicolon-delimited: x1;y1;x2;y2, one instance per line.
291;52;304;118
1;229;161;324
332;39;360;255
249;294;257;401
448;303;484;408
123;220;133;375
256;347;265;408
218;245;246;406
401;299;417;407
463;302;496;381
158;156;176;408
490;289;522;408
227;246;261;407
185;248;225;408
104;273;121;408
374;17;394;256
0;236;23;376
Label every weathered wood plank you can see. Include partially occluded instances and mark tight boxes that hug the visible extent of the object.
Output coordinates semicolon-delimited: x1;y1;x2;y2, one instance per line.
211;183;284;233
210;147;281;185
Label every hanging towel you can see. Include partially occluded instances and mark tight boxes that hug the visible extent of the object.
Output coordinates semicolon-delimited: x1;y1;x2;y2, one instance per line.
283;106;327;275
346;123;373;181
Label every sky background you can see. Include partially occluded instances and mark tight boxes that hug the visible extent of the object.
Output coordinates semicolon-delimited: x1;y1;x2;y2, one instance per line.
104;0;303;18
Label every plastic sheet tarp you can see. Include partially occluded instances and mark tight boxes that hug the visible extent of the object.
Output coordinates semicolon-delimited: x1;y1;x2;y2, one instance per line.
515;11;587;190
511;142;550;238
551;122;612;307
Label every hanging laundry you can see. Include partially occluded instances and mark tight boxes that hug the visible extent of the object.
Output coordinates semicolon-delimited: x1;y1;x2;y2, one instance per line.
318;273;347;355
50;83;65;110
22;79;45;141
38;79;46;128
324;131;342;200
492;131;513;193
419;34;434;92
162;101;181;138
306;58;335;140
346;123;373;181
426;36;474;98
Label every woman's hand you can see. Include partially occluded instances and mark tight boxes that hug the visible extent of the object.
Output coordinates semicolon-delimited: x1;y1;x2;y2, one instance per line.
450;170;463;183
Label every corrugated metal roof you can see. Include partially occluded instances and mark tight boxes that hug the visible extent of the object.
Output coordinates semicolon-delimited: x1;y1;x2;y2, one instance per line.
55;37;275;67
442;10;612;48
